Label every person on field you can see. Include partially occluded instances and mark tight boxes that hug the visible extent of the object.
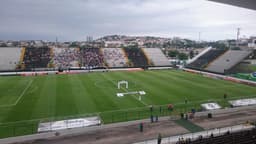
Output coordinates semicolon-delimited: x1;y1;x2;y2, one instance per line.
139;122;143;132
157;133;162;144
224;93;227;99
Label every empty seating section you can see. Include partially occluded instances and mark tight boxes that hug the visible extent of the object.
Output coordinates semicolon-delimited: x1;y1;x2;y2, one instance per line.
80;48;104;68
206;50;252;73
23;47;51;70
124;48;148;67
0;47;21;71
103;48;127;67
53;48;80;68
176;128;256;144
142;48;169;66
188;49;227;69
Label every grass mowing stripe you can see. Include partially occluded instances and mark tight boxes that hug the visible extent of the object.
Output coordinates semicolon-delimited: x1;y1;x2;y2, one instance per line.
55;75;78;117
124;72;167;103
30;75;57;120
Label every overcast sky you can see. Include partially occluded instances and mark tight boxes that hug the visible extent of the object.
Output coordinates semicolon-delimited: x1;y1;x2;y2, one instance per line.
0;0;256;41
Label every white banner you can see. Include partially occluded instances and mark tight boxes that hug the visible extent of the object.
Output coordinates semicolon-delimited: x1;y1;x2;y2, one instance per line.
38;116;101;132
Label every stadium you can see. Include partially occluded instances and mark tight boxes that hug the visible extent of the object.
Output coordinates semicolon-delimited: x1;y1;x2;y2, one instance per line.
0;44;256;143
1;1;256;144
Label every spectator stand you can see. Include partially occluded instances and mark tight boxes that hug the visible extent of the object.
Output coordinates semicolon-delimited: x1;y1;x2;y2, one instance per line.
124;47;149;68
80;48;104;69
53;47;80;70
23;46;51;71
102;48;128;68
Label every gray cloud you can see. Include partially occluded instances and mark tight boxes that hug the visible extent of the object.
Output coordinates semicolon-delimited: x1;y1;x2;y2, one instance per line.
0;0;256;41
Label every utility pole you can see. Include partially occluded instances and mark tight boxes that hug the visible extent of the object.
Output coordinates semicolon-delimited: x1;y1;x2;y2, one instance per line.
198;32;201;43
55;37;58;48
236;28;240;47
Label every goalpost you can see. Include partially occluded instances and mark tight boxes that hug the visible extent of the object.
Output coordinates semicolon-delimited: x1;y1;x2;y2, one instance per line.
118;80;128;89
116;80;146;103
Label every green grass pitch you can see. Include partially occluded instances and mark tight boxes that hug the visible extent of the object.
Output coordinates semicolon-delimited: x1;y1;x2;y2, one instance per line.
0;69;256;137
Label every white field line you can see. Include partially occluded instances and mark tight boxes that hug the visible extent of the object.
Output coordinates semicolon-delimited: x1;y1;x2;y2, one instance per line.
129;91;148;106
0;79;33;108
115;82;148;106
117;84;148;106
101;73;148;106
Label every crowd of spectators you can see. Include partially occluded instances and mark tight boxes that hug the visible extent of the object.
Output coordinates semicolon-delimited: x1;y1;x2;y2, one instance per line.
103;48;127;67
53;48;104;69
22;47;154;70
53;48;80;68
80;48;104;68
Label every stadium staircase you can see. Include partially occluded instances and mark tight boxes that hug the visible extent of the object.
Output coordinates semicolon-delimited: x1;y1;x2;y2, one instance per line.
99;48;108;67
47;48;54;68
19;47;26;70
122;48;131;67
20;47;25;63
75;48;80;67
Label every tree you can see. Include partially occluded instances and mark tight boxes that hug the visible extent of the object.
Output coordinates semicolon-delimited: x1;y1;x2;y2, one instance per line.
178;53;188;60
231;47;241;50
208;42;228;50
168;50;179;58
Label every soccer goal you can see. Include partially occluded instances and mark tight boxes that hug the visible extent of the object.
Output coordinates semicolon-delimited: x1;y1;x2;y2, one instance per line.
118;80;128;89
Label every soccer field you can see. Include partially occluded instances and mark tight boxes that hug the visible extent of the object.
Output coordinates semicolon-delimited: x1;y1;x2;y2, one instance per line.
0;69;256;137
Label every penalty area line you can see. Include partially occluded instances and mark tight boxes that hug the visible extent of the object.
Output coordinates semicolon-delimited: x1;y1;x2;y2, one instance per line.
0;79;34;108
131;94;148;106
119;86;148;106
14;79;34;105
101;73;148;106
